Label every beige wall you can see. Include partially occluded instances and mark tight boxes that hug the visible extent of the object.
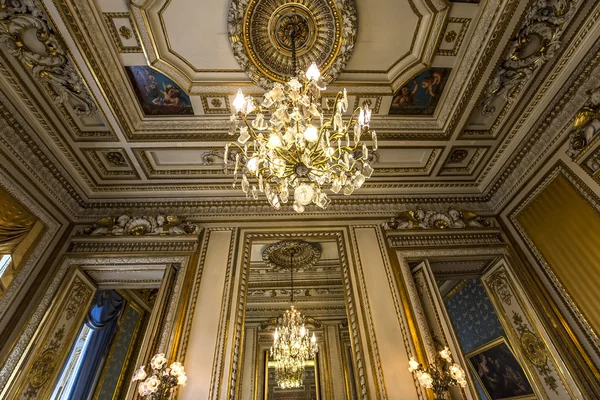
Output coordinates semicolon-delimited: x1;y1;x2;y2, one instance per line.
350;226;420;399
180;229;234;400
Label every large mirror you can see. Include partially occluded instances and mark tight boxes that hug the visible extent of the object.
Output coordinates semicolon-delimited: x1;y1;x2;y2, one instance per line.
239;238;359;399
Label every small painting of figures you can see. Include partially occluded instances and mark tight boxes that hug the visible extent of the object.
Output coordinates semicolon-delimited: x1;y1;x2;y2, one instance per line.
467;338;535;400
389;68;451;115
125;66;194;116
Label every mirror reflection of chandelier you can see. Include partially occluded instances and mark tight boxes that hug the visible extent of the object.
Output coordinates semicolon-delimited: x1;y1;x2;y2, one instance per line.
225;7;377;213
270;247;318;388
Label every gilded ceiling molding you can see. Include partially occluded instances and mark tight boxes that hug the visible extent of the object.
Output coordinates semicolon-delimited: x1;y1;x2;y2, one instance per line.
228;0;357;88
487;43;600;211
479;0;581;116
383;206;495;230
387;232;504;249
0;0;98;117
78;215;200;236
69;236;200;253
0;105;85;216
75;197;490;220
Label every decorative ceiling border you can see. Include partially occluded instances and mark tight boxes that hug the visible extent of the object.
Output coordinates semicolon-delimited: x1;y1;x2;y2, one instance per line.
102;12;143;53
81;148;140;181
486;45;600;210
0;92;87;215
41;0;502;140
0;51;115;142
436;17;471;57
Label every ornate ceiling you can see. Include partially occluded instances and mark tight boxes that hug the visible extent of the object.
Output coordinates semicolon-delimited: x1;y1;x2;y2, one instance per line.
0;0;599;219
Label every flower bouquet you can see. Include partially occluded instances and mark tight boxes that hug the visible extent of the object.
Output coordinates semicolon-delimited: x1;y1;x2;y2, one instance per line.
132;353;187;399
408;347;467;399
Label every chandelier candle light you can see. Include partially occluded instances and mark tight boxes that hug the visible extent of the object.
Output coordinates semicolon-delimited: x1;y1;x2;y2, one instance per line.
408;347;468;398
225;23;377;213
132;353;187;399
270;247;318;388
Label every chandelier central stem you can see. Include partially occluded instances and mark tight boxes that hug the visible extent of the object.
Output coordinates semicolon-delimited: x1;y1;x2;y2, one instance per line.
290;248;295;303
227;27;378;213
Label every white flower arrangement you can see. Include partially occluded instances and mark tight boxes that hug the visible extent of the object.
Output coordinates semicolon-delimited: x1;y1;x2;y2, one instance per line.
132;353;187;399
408;347;468;398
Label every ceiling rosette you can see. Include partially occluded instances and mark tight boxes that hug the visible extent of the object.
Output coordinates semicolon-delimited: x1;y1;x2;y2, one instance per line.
228;0;358;89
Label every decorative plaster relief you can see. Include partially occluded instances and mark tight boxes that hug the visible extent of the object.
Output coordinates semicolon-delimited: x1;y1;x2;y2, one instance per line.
79;215;200;236
479;0;581;116
383;207;495;230
228;0;357;88
262;240;322;271
482;262;582;399
0;0;98;117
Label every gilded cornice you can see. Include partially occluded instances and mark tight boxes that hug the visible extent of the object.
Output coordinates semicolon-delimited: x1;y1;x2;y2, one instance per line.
487;44;600;211
0;94;87;215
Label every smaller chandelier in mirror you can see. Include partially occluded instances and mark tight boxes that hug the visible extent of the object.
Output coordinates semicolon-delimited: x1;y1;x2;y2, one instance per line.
269;244;318;388
270;305;318;389
225;62;377;213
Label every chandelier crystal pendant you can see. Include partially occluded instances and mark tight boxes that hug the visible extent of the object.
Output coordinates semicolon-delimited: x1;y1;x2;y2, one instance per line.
269;248;318;388
225;23;377;213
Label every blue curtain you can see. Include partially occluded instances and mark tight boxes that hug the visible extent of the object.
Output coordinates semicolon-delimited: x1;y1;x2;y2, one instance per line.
69;290;124;400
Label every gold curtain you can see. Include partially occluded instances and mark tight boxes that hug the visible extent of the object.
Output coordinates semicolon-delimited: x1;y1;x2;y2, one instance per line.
0;186;36;254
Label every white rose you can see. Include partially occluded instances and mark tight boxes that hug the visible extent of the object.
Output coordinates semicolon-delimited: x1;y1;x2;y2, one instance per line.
145;375;161;393
150;353;168;370
177;373;188;386
408;357;420;373
439;347;452;362
138;381;151;396
449;363;466;381
170;362;185;377
132;366;147;382
418;372;434;389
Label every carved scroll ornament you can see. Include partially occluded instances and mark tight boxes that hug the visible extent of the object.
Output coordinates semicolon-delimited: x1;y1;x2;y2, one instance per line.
79;215;200;236
0;0;98;117
383;206;495;230
480;0;579;116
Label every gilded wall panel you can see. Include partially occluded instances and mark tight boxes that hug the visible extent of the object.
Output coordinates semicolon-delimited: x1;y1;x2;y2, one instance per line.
3;270;95;399
482;261;583;399
517;174;600;337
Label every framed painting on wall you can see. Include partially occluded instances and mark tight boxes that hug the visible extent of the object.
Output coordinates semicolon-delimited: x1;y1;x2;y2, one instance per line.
466;337;536;400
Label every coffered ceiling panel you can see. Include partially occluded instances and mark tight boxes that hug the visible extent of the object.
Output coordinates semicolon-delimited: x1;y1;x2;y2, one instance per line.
0;0;597;215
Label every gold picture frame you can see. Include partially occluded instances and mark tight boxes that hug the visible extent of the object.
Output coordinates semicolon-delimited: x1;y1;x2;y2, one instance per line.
466;337;536;400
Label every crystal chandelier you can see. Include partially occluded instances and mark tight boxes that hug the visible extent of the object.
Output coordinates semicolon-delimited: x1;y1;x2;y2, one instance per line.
270;248;318;388
225;21;377;213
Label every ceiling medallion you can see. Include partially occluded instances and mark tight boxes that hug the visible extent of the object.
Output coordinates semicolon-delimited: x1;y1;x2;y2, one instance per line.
228;0;357;88
262;240;322;271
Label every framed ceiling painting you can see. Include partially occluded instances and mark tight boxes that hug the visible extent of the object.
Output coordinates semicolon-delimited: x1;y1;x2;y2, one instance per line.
125;66;194;116
389;67;451;115
466;337;536;400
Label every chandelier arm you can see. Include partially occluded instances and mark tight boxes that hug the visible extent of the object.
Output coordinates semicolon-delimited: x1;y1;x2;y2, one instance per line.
272;146;299;165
